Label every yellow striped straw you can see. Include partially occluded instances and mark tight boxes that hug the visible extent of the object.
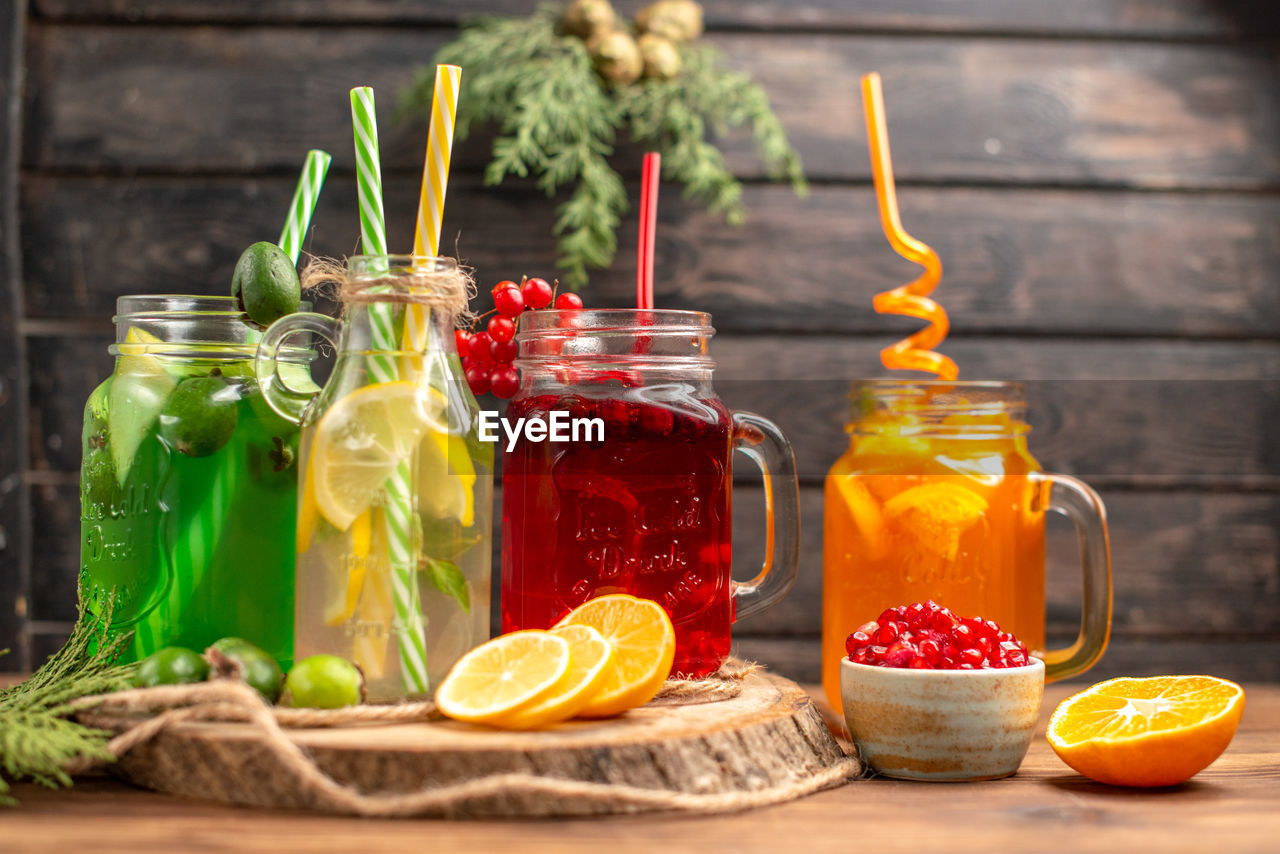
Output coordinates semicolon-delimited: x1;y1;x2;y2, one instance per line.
406;64;462;351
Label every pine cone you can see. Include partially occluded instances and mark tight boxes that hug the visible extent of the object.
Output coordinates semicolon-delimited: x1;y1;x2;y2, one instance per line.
639;34;682;80
592;30;643;86
635;0;704;43
560;0;618;41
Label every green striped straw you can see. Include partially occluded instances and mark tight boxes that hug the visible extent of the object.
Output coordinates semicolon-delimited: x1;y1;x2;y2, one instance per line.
350;86;431;695
278;149;332;265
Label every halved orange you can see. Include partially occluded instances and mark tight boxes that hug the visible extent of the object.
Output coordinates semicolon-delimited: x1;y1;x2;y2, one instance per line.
434;631;571;725
502;625;616;730
555;594;675;718
1047;675;1245;787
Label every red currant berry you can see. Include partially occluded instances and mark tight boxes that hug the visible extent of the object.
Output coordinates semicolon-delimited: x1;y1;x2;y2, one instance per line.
464;364;490;396
469;331;494;365
488;315;516;343
455;329;471;359
554;292;583;311
490;338;519;364
489;366;520;399
492;283;524;318
522;277;554;310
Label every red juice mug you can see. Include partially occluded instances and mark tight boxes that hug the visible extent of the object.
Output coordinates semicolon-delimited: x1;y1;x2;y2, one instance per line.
500;310;801;677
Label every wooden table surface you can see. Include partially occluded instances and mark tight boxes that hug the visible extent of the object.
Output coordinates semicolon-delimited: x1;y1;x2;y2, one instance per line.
4;683;1278;854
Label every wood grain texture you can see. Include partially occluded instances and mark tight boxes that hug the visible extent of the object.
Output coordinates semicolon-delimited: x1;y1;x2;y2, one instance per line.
4;684;1278;853
22;27;1280;188
21;177;1280;337
0;0;29;669
103;671;847;818
29;0;1280;38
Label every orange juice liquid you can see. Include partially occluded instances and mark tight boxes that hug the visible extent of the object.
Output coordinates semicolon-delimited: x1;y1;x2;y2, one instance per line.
822;409;1048;712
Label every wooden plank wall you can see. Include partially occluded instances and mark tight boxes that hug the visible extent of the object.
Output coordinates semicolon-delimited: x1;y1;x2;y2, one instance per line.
3;1;1278;680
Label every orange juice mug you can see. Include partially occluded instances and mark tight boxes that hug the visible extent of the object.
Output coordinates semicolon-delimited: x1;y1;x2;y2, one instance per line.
822;381;1112;712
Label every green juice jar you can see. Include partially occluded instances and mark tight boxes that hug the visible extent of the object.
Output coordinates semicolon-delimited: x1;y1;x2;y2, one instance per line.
79;295;313;666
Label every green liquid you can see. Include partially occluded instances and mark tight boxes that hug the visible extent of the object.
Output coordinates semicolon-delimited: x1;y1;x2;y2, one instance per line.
80;366;300;666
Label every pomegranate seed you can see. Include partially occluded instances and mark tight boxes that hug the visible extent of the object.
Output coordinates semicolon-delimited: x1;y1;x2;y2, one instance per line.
488;315;516;343
918;639;942;663
554;292;583;311
874;623;899;645
844;601;1030;670
522;277;554;310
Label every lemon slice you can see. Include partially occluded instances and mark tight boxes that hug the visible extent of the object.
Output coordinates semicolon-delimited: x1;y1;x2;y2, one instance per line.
555;594;676;718
323;509;372;627
502;625;615;730
108;327;177;484
352;513;393;681
417;429;476;527
435;630;571;724
310;381;447;531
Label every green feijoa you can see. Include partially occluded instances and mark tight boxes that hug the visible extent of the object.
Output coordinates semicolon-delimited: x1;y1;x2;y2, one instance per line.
281;655;366;709
232;241;301;327
159;375;240;457
205;637;285;703
134;646;211;687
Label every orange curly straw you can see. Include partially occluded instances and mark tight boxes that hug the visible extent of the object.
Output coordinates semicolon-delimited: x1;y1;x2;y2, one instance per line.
861;72;958;380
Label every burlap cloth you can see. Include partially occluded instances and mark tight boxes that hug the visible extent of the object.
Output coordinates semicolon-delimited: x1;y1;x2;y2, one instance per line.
69;658;859;818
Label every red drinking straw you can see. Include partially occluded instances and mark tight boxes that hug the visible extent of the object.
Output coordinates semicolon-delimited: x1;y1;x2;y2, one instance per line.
636;152;660;309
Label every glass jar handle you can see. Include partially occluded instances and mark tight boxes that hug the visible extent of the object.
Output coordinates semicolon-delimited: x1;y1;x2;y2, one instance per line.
730;411;801;621
254;312;339;425
1040;473;1113;682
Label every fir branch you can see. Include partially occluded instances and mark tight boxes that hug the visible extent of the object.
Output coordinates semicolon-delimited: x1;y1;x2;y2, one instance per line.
400;4;805;288
0;599;136;806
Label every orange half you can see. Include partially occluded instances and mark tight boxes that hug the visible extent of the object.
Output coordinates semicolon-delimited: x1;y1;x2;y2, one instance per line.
1047;675;1245;787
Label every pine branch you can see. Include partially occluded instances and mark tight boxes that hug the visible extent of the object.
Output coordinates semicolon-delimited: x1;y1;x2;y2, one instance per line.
0;599;136;806
399;4;806;288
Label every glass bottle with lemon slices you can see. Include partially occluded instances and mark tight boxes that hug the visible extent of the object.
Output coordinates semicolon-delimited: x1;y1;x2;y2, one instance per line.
80;296;313;665
257;255;492;700
822;380;1112;713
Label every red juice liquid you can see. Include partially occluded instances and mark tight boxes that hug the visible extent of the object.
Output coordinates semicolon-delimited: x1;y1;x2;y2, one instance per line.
501;389;734;677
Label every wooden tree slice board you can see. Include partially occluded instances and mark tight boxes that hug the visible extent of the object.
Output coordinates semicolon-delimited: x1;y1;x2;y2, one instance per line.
110;671;852;818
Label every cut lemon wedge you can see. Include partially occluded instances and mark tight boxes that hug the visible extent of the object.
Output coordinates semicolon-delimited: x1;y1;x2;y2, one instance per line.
310;381;446;530
435;631;571;724
502;625;615;730
555;594;675;718
1047;675;1245;787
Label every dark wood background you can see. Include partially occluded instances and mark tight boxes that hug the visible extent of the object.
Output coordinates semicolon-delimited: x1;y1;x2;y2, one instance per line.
1;0;1277;682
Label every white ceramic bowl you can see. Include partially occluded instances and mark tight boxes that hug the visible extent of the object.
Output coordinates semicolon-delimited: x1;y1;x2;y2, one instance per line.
840;656;1045;781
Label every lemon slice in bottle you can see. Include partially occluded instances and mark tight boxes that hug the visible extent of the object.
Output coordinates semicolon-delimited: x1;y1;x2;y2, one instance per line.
417;429;476;528
310;381;447;531
108;327;177;484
